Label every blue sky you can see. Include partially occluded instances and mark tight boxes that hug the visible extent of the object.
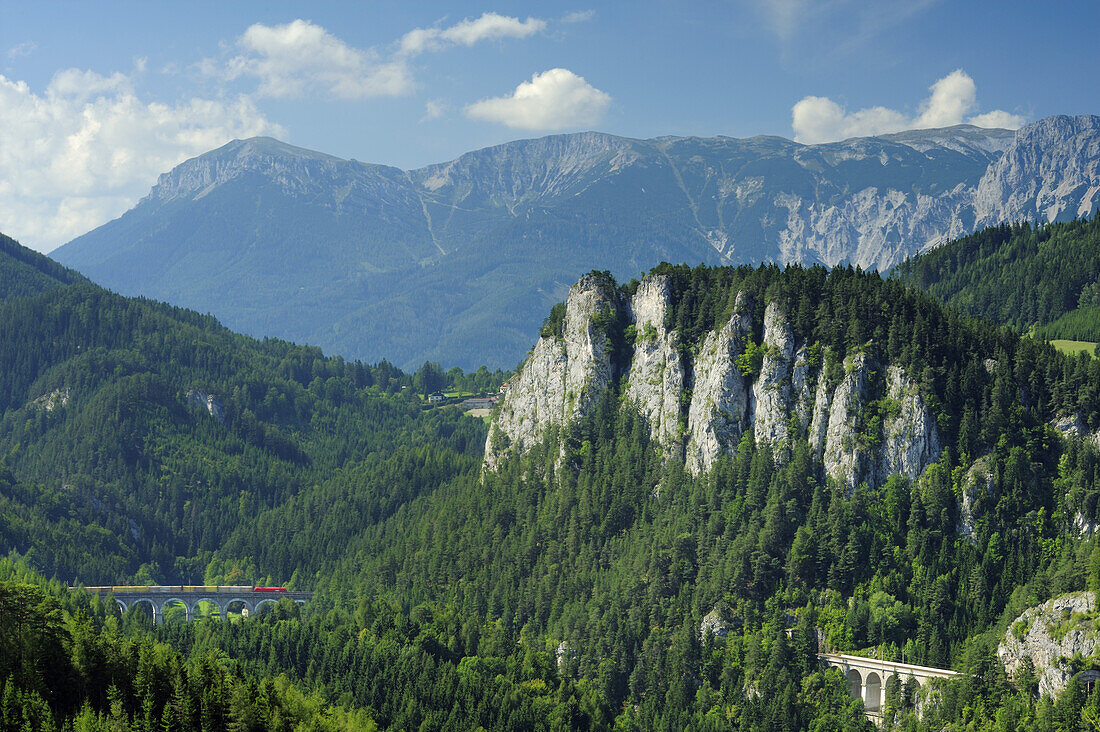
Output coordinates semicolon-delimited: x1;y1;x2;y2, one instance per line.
1;0;1097;252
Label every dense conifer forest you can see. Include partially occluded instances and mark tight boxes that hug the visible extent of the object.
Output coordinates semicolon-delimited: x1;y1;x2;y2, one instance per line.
3;229;1100;728
892;214;1100;345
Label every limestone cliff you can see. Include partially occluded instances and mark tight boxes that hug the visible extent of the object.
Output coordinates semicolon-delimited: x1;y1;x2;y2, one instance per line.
685;293;753;474
878;366;943;484
998;591;1100;698
624;276;686;457
487;274;943;489
484;274;621;469
752;302;797;447
821;354;871;488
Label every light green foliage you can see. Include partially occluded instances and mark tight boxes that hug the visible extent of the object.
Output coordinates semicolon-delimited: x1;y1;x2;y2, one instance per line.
736;340;764;377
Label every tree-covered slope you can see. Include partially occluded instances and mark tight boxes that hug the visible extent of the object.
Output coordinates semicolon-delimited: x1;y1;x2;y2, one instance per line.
0;276;489;586
0;231;87;304
892;214;1100;343
190;265;1100;729
7;235;1100;727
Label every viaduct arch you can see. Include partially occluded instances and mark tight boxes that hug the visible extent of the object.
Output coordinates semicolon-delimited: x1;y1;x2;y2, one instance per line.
821;653;959;716
76;586;313;624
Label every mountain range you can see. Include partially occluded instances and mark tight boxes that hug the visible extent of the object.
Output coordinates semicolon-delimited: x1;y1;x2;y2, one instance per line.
54;114;1100;370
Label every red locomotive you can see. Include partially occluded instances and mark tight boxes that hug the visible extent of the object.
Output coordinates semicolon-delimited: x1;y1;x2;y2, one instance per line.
252;586;287;592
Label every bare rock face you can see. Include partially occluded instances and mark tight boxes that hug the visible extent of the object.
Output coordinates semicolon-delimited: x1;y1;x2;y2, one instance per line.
625;276;686;457
957;457;992;545
822;354;871;488
975;115;1100;227
29;388;70;413
487;275;944;490
685;293;754;474
752;302;796;446
998;591;1100;698
1052;412;1090;440
879;366;942;483
790;346;815;434
808;374;832;462
186;389;225;423
484;274;620;469
700;609;730;640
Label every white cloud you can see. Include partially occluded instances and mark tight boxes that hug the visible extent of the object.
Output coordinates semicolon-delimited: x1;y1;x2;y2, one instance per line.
968;110;1027;129
0;69;283;251
399;12;546;56
225;19;413;99
465;68;610;131
791;70;1026;144
749;0;940;48
912;69;976;128
753;0;810;39
420;98;447;122
7;41;37;59
562;10;596;23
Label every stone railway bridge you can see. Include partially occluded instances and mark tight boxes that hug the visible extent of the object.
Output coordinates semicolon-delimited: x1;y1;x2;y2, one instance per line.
76;586;313;624
822;653;959;718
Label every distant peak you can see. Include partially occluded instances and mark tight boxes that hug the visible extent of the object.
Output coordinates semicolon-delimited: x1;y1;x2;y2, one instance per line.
209;137;347;164
145;137;353;204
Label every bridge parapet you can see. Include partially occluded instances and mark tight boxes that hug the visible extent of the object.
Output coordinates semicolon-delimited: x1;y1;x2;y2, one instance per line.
74;586;313;624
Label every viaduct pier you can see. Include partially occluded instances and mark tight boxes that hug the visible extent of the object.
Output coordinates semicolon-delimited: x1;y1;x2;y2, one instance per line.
822;652;960;718
76;586;313;624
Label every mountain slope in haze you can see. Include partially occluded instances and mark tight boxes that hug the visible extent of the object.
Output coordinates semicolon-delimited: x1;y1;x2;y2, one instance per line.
0;231;87;303
53;116;1100;370
893;214;1100;343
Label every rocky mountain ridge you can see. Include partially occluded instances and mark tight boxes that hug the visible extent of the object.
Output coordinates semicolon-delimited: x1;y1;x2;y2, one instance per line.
53;115;1100;369
486;272;943;488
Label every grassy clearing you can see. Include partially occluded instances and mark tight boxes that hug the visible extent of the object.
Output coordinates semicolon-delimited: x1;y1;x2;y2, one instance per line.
1050;339;1098;357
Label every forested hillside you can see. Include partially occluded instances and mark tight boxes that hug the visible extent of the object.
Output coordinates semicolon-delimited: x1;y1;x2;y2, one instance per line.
0;231;87;304
183;265;1100;728
893;214;1100;344
0;233;495;585
5;228;1100;728
0;561;377;730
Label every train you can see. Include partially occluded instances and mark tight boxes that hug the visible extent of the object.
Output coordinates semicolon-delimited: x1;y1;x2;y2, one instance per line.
88;585;289;593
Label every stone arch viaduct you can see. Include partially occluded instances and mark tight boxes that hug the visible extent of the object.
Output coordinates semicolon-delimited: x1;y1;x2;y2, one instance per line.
77;586;312;624
821;652;959;716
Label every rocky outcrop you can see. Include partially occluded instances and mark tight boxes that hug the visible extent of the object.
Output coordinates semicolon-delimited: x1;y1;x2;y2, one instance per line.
957;457;992;544
822;354;871;488
998;591;1100;698
700;609;730;640
489;277;944;488
685;294;753;474
1075;513;1100;539
484;275;620;469
28;388;70;413
752;302;796;446
186;390;225;423
625;276;686;457
879;366;942;483
790;346;815;434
